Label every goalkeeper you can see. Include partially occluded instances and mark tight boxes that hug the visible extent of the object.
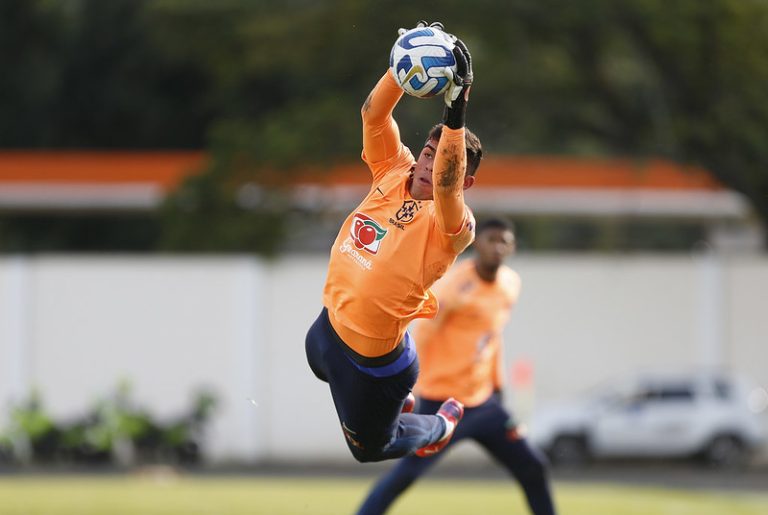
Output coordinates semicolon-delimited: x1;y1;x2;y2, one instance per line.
305;21;483;462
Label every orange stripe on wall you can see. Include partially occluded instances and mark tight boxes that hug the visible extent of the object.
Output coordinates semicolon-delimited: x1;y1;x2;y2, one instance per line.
0;152;723;192
305;157;723;190
0;152;207;190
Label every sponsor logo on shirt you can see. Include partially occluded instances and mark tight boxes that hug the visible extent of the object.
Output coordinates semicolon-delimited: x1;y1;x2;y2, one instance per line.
350;213;387;254
339;237;374;270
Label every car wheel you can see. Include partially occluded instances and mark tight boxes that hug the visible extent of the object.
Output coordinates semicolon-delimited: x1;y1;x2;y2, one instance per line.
705;435;746;469
549;435;589;467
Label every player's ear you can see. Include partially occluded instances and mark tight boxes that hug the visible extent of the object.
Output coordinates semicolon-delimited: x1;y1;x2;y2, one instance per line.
462;175;475;190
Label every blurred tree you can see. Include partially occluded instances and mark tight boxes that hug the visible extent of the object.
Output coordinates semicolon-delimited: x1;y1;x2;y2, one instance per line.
0;0;65;146
616;0;768;243
54;0;215;148
158;160;290;255
2;0;768;250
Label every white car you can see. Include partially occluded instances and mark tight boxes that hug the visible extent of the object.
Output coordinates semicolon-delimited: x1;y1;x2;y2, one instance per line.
528;373;767;468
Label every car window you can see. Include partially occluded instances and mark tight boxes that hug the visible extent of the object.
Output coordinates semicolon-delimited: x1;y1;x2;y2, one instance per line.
634;384;695;403
658;386;694;401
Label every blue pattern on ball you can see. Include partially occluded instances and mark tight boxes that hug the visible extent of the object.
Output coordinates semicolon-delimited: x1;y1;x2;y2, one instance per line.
390;27;457;98
397;28;436;50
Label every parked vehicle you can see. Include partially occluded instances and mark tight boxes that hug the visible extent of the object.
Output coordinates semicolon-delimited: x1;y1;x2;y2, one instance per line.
528;373;766;468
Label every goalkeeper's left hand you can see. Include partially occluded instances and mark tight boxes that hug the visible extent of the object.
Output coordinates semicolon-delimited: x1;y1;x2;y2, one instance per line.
442;38;473;129
444;38;473;109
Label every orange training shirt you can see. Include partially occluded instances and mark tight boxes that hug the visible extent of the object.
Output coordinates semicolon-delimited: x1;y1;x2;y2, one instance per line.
323;72;475;357
414;259;521;407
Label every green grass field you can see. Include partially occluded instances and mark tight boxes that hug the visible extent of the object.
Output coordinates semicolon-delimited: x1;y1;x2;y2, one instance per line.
0;475;766;515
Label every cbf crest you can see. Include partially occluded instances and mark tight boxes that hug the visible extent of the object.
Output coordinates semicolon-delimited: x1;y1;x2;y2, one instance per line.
396;200;421;224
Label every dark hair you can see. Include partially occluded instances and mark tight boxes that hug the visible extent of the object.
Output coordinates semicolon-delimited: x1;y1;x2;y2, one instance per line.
426;124;483;176
476;217;514;236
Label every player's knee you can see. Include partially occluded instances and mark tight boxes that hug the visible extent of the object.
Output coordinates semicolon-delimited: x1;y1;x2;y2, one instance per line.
348;436;394;463
349;445;383;463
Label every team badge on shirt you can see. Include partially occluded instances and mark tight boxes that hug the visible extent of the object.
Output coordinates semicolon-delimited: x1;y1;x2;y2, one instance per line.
350;212;387;254
395;200;421;224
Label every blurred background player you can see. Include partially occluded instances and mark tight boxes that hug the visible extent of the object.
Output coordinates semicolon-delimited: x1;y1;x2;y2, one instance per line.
355;218;557;514
304;22;483;462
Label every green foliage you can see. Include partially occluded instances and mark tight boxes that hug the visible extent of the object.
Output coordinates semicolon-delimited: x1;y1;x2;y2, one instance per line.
0;384;218;466
158;162;291;255
3;0;768;249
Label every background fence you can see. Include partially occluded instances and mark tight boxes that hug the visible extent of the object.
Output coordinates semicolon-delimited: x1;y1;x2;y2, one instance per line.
1;253;766;463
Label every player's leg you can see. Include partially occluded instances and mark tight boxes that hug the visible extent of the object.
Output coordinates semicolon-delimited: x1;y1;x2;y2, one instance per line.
355;398;461;515
306;309;447;462
355;453;442;515
472;395;557;515
328;361;443;462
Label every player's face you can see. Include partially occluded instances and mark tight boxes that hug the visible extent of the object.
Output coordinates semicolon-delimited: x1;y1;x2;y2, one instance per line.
410;140;438;200
475;228;515;268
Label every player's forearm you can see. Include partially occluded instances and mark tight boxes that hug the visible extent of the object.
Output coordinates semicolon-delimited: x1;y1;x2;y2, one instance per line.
433;126;467;234
361;72;404;163
361;71;403;122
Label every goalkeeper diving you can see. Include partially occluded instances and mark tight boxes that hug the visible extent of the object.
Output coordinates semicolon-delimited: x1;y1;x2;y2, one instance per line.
305;21;484;462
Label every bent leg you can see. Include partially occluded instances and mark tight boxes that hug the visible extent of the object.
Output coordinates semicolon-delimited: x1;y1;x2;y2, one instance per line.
328;359;444;462
307;309;445;462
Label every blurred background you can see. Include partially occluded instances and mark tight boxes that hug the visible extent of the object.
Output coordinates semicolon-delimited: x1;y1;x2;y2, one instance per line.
1;0;767;512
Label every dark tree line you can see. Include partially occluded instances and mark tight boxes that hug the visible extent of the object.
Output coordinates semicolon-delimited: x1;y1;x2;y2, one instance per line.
2;0;767;251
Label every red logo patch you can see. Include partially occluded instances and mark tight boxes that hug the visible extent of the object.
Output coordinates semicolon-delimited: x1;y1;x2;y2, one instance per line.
350;213;387;254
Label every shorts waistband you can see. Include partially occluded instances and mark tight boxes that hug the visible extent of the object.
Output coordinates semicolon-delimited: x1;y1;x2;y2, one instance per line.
321;308;416;377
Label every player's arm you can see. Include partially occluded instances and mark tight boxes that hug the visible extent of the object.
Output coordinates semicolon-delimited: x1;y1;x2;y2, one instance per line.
433;39;473;234
495;275;522;394
360;71;406;166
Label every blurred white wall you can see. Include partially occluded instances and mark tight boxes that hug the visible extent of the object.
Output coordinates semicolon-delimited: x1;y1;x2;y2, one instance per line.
0;253;765;463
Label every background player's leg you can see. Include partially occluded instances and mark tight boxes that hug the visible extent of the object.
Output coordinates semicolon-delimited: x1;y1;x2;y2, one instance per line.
473;397;556;515
355;453;443;515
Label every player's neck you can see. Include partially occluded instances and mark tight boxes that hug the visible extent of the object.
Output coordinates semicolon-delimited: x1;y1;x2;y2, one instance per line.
474;261;499;283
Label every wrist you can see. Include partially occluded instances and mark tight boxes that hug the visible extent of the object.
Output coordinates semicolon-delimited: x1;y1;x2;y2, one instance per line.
442;96;467;129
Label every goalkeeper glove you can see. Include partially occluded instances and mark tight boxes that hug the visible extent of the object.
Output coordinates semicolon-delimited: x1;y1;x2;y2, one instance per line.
443;38;473;129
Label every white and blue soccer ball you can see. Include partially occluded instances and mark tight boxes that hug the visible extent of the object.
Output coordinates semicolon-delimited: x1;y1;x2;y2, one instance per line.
389;27;457;99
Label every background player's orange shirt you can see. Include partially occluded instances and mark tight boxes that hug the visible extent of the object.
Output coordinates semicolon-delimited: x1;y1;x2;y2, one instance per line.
414;259;521;407
323;73;475;358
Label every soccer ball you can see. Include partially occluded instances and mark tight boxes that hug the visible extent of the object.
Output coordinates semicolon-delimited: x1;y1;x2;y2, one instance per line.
389;27;457;99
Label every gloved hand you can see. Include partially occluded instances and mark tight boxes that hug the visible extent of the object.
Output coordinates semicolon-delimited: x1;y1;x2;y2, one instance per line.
394;21;472;128
443;38;473;109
